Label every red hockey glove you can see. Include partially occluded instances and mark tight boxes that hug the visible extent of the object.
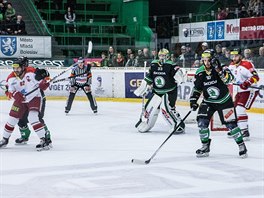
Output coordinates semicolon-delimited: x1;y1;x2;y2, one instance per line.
12;91;25;103
39;79;50;91
240;80;251;90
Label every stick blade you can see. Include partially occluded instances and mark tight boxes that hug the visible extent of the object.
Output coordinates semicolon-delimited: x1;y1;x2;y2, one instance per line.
87;41;93;54
131;159;150;165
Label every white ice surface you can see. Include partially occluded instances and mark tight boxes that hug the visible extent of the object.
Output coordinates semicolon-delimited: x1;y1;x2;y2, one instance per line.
0;100;263;198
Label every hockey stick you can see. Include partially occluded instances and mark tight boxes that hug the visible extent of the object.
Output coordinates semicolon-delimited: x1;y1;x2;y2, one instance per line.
135;61;147;128
25;42;93;96
233;83;264;90
131;109;192;165
52;72;88;84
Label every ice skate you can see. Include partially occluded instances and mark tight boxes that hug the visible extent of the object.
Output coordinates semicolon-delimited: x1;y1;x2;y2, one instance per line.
238;142;248;158
93;109;98;114
0;137;9;148
65;109;70;115
36;137;51;151
196;139;211;157
15;137;28;145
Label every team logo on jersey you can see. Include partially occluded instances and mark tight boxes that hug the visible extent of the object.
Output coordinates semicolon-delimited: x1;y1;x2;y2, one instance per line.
1;37;17;56
207;86;220;99
154;76;165;88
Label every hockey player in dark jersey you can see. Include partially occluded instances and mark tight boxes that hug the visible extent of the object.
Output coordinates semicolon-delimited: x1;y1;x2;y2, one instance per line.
190;49;247;158
65;57;97;114
134;48;186;134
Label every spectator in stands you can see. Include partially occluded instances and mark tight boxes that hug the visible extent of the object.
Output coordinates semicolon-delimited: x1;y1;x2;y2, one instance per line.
236;0;246;11
114;52;125;67
64;6;76;33
170;53;177;63
225;7;234;19
3;16;14;34
0;2;6;21
5;3;15;20
125;53;136;67
195;42;208;60
222;48;232;66
254;46;264;68
108;46;116;67
239;6;250;18
135;49;144;67
217;7;227;20
125;48;133;63
178;45;187;67
192;60;201;68
13;15;27;35
215;44;225;63
151;49;158;60
100;52;109;67
142;47;151;66
243;49;253;62
185;44;195;67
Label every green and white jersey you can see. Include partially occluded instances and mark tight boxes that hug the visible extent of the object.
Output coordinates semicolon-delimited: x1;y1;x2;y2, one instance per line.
145;60;179;95
193;65;233;104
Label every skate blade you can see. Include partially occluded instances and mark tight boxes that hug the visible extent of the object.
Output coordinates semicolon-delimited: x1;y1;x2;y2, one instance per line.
196;153;209;158
36;146;51;152
239;153;248;159
15;141;28;145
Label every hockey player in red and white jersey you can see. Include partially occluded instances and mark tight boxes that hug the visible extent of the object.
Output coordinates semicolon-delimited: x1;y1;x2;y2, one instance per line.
228;48;260;140
0;59;51;151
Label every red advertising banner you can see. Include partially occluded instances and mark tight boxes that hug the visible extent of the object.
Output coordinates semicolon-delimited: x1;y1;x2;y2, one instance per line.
73;58;102;66
240;17;264;40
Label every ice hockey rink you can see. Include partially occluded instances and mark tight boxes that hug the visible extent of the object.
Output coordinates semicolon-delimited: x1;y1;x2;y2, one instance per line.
0;100;263;198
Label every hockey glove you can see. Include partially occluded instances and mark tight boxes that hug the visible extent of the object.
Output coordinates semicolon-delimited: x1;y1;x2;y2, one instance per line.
240;80;251;90
12;91;25;103
211;58;222;72
190;98;199;111
35;68;50;81
39;79;50;91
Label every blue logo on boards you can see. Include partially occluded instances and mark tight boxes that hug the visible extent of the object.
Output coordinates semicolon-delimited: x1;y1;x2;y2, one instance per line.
1;37;17;56
207;22;215;40
216;21;224;40
207;21;225;40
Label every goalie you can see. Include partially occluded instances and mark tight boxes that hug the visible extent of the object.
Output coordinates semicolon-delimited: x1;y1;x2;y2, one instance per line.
134;48;186;134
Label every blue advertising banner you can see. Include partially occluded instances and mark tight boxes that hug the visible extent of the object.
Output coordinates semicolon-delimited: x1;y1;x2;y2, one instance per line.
125;72;144;98
216;21;225;40
207;22;215;40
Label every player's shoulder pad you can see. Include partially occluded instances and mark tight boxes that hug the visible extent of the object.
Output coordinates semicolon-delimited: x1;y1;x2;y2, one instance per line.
195;65;205;75
26;67;36;73
165;60;174;64
6;72;16;81
240;60;254;70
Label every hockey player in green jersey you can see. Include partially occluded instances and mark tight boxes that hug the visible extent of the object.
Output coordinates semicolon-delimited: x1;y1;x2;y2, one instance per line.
134;48;186;134
190;49;247;158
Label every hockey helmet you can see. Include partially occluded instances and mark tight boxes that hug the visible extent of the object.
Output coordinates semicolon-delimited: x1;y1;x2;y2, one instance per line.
12;59;25;77
77;57;84;63
18;56;29;67
230;48;242;55
158;48;169;63
202;49;215;59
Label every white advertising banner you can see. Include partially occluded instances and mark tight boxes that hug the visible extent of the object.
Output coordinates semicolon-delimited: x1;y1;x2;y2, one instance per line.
0;36;51;58
224;19;240;41
179;19;240;43
179;21;207;43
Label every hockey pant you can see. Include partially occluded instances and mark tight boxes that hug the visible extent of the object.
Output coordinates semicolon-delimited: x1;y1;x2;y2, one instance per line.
234;91;259;133
197;99;243;144
17;90;50;139
3;97;47;140
65;85;97;112
136;93;185;133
